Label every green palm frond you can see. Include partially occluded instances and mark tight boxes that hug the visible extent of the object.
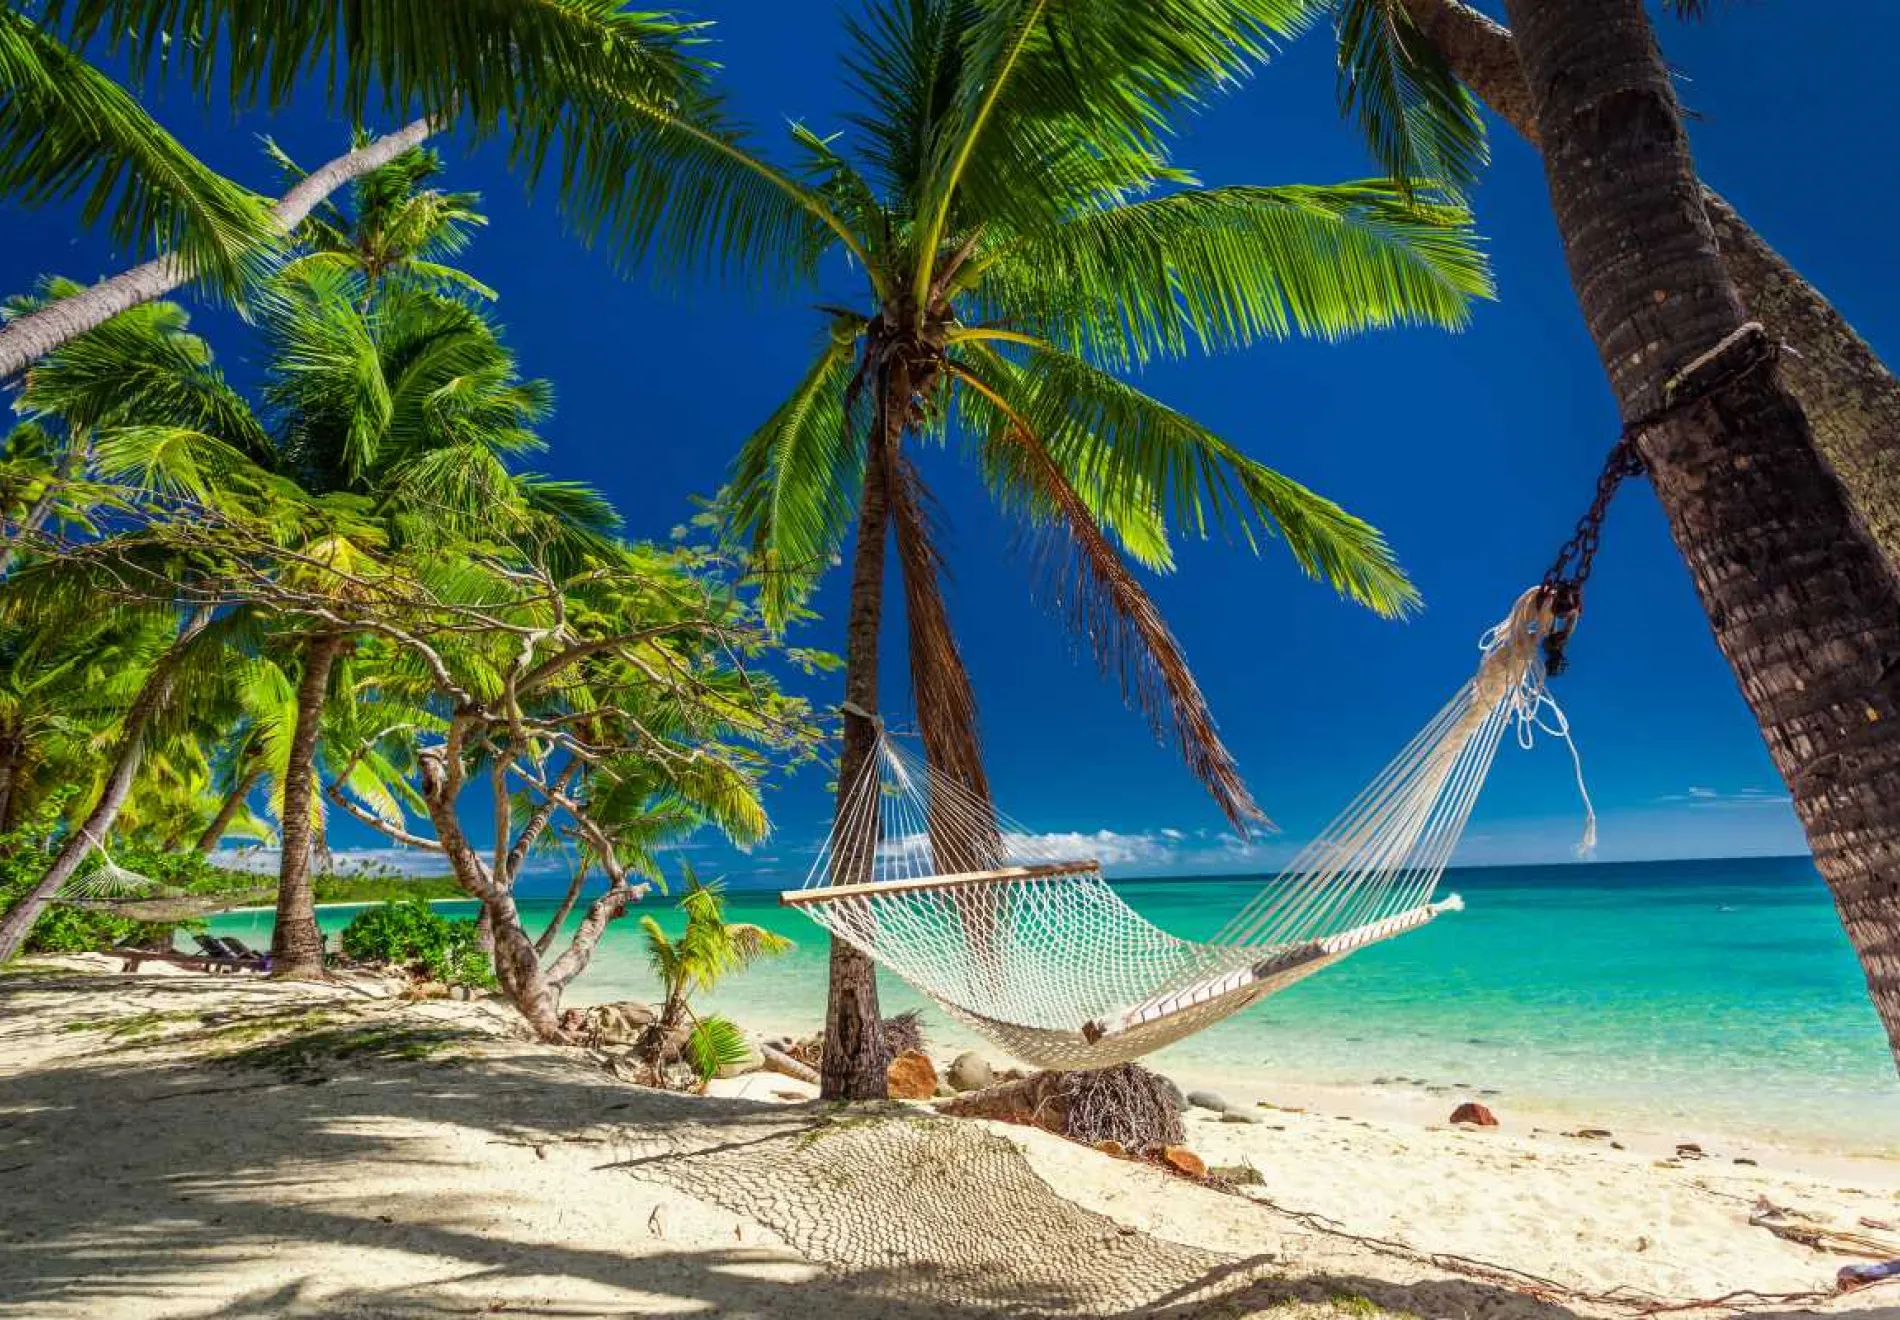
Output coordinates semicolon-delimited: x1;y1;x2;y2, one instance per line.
0;11;275;298
726;336;862;629
685;1013;751;1083
911;0;1323;293
50;0;845;286
949;357;1264;830
1335;0;1487;198
91;425;268;503
959;340;1419;617
974;181;1491;368
11;280;272;459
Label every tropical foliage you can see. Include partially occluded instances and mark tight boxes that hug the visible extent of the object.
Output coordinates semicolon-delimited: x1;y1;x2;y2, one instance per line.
340;897;494;989
640;870;794;1085
0;135;823;1029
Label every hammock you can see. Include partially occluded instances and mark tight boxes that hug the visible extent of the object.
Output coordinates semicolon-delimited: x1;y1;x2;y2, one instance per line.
784;588;1590;1070
51;836;268;922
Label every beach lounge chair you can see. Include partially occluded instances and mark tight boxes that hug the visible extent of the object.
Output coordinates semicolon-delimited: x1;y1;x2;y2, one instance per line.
218;935;271;971
116;945;248;975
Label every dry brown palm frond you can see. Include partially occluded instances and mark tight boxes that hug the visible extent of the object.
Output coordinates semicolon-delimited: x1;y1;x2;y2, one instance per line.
950;364;1264;835
888;451;1001;872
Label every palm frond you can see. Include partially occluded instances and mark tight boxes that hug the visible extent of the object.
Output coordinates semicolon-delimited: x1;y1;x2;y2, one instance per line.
951;359;1265;831
887;452;999;870
1335;0;1487;198
973;180;1491;368
0;11;274;297
912;0;1323;285
685;1013;752;1082
48;0;848;286
725;336;863;629
958;341;1418;617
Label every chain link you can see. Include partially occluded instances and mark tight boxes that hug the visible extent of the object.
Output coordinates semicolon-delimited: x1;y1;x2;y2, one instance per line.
1537;437;1647;677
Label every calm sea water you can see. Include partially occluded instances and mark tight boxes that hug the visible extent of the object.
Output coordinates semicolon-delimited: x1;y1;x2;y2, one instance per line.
208;855;1900;1152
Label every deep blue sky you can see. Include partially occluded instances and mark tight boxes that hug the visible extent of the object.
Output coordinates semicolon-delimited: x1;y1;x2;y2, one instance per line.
9;2;1892;880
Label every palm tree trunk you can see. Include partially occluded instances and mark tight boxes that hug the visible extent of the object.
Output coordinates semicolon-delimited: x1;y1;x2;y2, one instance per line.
269;631;344;979
0;117;438;383
0;607;212;961
1503;0;1900;1065
194;761;265;855
1398;0;1900;572
0;728;20;840
820;373;900;1102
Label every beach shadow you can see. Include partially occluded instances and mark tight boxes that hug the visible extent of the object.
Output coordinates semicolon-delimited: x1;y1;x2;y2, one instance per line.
0;972;1791;1320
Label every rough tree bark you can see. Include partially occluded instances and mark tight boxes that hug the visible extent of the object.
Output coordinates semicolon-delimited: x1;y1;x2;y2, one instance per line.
0;607;212;961
193;760;265;855
1502;0;1900;1063
269;631;344;979
0;117;438;383
821;375;900;1102
0;728;20;836
1398;0;1900;569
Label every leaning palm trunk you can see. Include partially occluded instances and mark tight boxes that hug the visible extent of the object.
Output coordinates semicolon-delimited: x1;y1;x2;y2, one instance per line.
821;388;899;1101
194;761;265;855
0;607;212;961
1503;0;1900;1065
0;117;437;383
270;631;344;979
1396;0;1900;573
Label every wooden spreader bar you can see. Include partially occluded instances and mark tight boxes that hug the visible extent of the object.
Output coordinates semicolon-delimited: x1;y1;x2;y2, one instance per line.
781;859;1100;908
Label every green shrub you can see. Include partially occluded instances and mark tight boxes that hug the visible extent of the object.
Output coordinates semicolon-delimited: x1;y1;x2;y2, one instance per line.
339;897;495;988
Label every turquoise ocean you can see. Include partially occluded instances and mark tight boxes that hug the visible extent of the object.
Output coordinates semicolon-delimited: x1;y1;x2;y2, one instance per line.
208;855;1900;1154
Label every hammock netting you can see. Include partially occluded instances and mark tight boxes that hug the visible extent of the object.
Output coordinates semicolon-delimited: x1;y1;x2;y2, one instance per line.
52;843;270;921
786;589;1587;1070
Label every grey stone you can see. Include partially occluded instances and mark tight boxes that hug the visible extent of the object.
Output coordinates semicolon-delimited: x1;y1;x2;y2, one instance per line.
1157;1076;1188;1112
946;1051;994;1093
1186;1089;1230;1113
1219;1109;1260;1124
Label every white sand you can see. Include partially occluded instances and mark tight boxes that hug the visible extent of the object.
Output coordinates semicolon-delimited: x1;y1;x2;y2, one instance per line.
2;958;1895;1318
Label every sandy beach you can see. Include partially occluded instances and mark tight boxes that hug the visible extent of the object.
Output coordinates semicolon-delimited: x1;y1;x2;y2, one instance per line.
2;957;1895;1318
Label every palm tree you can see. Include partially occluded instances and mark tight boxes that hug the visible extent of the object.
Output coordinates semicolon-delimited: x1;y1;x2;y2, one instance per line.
709;0;1491;1097
1332;0;1900;575
640;871;793;1083
253;270;620;976
265;137;497;305
1494;0;1900;1068
0;0;821;376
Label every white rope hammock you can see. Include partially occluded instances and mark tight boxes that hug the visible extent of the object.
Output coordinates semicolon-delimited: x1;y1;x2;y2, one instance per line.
785;589;1592;1070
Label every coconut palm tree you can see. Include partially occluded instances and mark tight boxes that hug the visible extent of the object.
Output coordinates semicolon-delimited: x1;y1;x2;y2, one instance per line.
710;0;1491;1097
264;137;497;305
1490;0;1900;1068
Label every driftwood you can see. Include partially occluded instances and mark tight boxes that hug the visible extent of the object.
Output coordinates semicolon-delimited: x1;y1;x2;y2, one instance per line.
939;1063;1184;1153
761;1043;819;1085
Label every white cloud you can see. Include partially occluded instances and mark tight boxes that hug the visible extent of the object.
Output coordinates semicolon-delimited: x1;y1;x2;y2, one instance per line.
1654;786;1792;809
860;826;1307;876
215;847;452;877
